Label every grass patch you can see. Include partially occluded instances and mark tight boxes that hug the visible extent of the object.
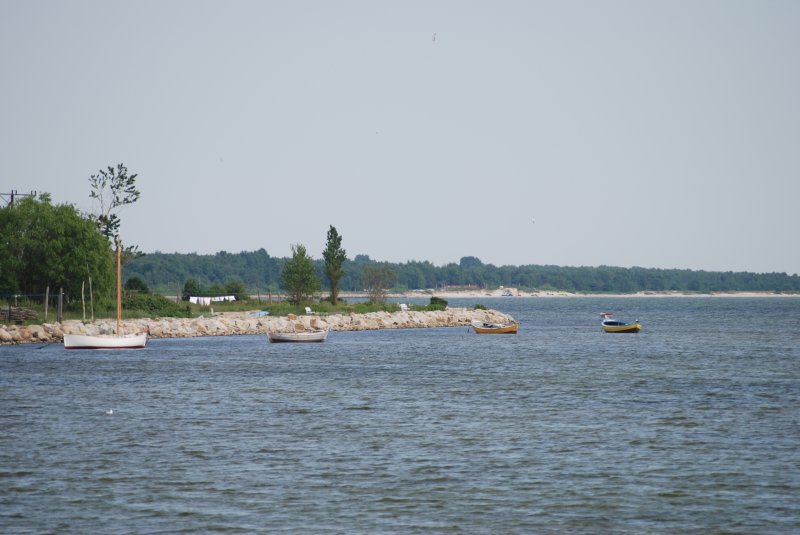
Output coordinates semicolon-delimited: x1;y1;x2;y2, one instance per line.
9;295;460;324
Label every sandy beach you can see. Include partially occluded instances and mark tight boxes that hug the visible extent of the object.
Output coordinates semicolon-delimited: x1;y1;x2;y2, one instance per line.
385;289;800;299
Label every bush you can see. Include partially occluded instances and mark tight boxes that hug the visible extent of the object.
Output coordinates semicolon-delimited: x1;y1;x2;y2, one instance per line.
124;276;150;294
426;296;448;311
474;304;487;310
417;296;450;311
122;294;192;318
224;280;248;301
353;301;394;314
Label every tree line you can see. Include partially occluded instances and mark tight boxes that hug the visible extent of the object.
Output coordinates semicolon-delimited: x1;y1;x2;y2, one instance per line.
125;250;800;295
3;166;799;309
173;228;392;305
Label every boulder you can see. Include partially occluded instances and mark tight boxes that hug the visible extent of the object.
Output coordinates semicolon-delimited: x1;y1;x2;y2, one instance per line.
0;329;12;343
1;307;516;344
28;325;49;341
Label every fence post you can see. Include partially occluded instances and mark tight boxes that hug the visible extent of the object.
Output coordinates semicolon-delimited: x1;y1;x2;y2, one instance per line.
45;286;50;321
58;288;63;323
89;277;94;322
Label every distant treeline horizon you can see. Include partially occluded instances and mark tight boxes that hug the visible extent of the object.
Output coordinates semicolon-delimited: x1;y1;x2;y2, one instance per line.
125;249;800;295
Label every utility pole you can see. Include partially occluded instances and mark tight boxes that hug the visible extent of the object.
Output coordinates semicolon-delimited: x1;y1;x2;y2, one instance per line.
1;190;37;207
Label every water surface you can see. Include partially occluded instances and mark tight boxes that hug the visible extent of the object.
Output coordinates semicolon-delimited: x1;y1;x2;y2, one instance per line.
2;297;799;533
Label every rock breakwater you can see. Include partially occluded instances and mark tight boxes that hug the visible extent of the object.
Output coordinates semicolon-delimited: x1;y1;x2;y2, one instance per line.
1;308;515;345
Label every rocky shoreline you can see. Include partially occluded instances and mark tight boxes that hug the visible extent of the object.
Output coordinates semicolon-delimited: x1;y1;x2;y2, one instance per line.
0;308;514;345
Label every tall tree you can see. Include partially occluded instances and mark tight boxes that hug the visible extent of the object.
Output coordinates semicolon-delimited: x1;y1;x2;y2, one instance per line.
322;225;347;304
281;244;321;305
89;163;141;256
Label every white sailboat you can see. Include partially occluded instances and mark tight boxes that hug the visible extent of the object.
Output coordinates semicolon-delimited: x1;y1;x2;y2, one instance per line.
64;238;147;349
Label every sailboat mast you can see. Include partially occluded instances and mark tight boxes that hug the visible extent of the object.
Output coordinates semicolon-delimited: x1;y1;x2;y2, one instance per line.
117;238;122;336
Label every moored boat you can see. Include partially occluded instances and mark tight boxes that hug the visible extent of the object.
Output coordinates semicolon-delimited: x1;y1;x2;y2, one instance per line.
64;332;148;349
600;313;641;333
471;319;519;334
268;329;328;343
64;238;147;349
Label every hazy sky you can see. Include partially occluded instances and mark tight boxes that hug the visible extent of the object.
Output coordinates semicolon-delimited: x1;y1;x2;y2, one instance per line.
2;1;798;274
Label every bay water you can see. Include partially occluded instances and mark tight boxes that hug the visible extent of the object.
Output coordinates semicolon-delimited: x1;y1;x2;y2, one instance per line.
1;297;799;533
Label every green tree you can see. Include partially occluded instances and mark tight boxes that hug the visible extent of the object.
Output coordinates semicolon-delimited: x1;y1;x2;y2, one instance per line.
362;264;395;304
459;256;483;268
224;279;248;301
322;225;347;304
281;244;321;305
182;278;202;301
0;194;114;302
124;276;150;294
208;283;226;297
89;163;141;255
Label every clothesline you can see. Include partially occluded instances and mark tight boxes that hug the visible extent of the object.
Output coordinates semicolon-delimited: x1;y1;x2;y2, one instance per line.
189;296;237;305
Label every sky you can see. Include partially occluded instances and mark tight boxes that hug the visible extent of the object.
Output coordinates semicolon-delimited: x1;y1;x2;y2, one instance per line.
1;1;798;275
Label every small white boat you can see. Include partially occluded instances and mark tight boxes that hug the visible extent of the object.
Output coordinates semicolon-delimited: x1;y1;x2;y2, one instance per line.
63;238;147;350
64;332;148;350
268;329;328;343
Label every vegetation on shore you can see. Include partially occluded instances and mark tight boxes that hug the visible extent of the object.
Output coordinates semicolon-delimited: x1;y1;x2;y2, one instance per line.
0;193;115;303
125;251;800;295
3;291;452;325
2;170;799;328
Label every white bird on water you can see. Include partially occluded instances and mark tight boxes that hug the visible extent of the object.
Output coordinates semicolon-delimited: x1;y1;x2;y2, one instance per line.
105;409;113;415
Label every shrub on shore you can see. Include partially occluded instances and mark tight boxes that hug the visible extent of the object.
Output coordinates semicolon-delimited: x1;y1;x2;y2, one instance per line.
426;297;448;311
121;294;192;318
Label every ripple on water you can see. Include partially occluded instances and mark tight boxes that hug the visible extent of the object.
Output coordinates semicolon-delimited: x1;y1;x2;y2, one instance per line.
1;299;800;532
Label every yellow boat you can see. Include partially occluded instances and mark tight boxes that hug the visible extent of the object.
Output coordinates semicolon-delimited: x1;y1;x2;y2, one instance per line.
600;313;641;333
471;320;519;334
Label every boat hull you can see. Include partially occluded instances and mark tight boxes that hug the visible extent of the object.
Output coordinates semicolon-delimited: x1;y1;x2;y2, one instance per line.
471;320;518;334
64;333;148;349
601;323;641;333
268;330;328;343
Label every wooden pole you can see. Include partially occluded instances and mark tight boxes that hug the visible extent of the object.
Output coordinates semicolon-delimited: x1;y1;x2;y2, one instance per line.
81;280;86;321
44;286;49;321
58;288;63;323
89;276;94;322
116;238;122;336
